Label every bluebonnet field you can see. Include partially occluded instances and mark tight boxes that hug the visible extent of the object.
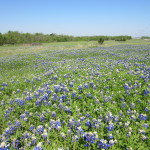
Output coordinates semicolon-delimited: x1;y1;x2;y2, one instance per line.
0;43;150;150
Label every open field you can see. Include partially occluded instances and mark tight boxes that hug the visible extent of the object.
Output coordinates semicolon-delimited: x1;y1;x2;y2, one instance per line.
0;40;150;149
0;39;150;58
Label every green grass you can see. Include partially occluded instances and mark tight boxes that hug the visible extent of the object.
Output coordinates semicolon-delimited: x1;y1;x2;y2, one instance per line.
0;39;150;149
0;39;149;58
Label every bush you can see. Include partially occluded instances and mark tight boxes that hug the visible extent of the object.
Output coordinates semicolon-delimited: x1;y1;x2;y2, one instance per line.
98;37;104;44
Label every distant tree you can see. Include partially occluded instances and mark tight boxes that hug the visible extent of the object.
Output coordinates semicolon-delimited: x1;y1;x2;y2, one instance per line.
141;36;150;39
0;33;4;46
111;36;132;41
98;37;104;44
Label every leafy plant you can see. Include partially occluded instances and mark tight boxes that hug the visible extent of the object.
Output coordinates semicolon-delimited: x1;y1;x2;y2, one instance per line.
98;37;104;44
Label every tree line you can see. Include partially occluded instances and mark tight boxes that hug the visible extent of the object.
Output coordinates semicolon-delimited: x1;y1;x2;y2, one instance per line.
0;31;132;46
141;36;150;39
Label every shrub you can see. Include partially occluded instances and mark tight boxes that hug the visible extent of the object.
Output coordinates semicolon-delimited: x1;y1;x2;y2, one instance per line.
98;37;104;44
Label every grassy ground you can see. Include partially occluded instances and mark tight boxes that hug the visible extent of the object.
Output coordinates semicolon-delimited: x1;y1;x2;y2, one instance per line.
0;39;150;149
0;39;149;58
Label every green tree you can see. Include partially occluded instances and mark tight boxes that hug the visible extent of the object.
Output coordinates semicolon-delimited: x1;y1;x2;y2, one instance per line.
98;37;104;44
0;33;4;46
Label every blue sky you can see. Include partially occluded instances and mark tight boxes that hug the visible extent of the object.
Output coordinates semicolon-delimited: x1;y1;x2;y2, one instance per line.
0;0;150;37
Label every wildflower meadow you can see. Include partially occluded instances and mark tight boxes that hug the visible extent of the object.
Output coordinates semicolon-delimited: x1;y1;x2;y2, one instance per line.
0;42;150;150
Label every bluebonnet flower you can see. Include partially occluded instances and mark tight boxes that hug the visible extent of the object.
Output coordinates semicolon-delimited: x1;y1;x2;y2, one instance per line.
130;115;136;121
126;132;132;137
54;85;61;92
26;96;32;101
16;89;20;92
138;129;146;134
12;138;21;149
20;113;26;120
51;111;56;118
78;85;83;91
23;117;28;121
76;126;84;135
84;83;89;89
34;92;40;98
84;143;90;147
22;131;31;139
64;74;68;78
31;135;37;145
107;122;114;131
97;139;111;149
42;130;48;140
0;87;5;90
4;125;17;135
72;135;79;142
61;95;67;100
144;107;149;112
15;99;25;106
41;93;49;101
46;90;52;95
52;93;58;101
43;101;51;106
60;132;66;138
53;75;58;80
30;125;36;131
86;93;92;98
0;142;10;150
69;82;74;87
121;102;127;108
33;142;43;150
86;113;91;118
36;125;44;134
126;147;133;150
64;106;72;114
143;123;149;128
2;83;8;86
71;91;76;98
139;114;148;120
40;114;46;122
35;100;42;106
130;103;135;108
108;134;114;139
14;120;21;127
78;95;82;99
83;132;98;144
143;89;150;96
89;82;94;87
141;135;148;140
105;111;114;122
85;120;92;128
95;99;100;104
109;139;116;146
124;83;130;90
38;88;44;93
124;121;130;127
67;118;75;127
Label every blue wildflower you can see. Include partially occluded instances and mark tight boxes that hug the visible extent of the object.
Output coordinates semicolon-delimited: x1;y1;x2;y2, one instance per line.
139;114;148;120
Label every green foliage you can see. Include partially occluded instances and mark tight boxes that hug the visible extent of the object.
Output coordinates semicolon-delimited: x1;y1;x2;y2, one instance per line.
98;37;105;44
0;33;4;46
111;36;132;41
0;31;132;46
141;36;150;39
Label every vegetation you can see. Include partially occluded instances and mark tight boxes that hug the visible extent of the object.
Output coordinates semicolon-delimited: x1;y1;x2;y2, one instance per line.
0;33;4;46
0;31;132;45
141;36;150;39
0;40;149;149
112;36;132;41
98;37;105;44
